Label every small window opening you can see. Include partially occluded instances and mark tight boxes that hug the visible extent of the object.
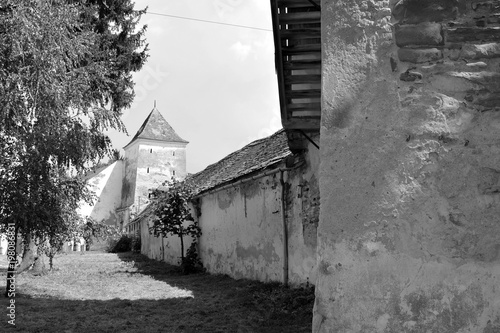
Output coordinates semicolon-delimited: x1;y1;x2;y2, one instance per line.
147;167;150;173
172;170;176;176
173;151;175;156
150;149;153;153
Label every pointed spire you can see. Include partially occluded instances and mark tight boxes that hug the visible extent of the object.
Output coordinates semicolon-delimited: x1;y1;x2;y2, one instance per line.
123;106;188;149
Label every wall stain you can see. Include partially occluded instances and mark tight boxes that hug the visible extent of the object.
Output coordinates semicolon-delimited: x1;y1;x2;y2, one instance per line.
235;241;280;262
216;189;237;210
385;284;485;332
302;175;320;248
241;179;264;198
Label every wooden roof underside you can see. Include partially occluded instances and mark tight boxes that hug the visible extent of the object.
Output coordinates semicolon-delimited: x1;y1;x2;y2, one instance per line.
271;0;321;152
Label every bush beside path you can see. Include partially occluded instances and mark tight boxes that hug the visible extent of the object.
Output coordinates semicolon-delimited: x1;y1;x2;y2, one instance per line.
0;251;314;332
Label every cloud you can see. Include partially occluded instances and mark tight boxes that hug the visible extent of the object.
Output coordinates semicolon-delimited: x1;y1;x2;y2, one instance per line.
240;112;283;147
212;0;245;19
230;41;252;60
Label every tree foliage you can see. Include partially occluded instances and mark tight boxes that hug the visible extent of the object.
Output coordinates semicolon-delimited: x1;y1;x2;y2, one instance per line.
0;0;148;282
150;178;202;268
79;217;118;249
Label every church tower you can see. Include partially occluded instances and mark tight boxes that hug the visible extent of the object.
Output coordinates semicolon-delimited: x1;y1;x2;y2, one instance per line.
120;106;188;222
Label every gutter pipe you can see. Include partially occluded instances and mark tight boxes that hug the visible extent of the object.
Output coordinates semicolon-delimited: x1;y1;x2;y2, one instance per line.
280;169;289;286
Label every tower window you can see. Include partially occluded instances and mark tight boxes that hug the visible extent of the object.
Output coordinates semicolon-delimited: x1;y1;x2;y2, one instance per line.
150;149;153;153
173;151;175;156
147;167;150;173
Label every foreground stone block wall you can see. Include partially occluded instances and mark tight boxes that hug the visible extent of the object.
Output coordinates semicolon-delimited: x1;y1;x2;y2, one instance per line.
315;0;500;331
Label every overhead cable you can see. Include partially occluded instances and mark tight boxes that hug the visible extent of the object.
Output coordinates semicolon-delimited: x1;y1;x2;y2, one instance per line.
146;11;272;32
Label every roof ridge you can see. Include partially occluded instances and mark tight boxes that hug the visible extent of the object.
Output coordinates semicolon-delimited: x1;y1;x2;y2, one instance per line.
243;128;286;148
190;128;286;178
188;128;290;195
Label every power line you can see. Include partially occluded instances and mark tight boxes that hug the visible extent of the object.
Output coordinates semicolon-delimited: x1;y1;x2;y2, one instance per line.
145;11;272;32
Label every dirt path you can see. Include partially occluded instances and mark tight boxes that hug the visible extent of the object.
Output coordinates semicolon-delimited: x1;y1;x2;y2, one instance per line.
0;251;314;332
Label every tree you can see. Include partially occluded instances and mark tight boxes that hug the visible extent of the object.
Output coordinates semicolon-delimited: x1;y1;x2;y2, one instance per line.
79;217;118;251
149;178;202;271
0;0;148;295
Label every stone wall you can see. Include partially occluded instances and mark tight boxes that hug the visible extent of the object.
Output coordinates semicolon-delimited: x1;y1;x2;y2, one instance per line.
315;0;500;332
122;138;187;223
195;141;319;285
134;142;187;215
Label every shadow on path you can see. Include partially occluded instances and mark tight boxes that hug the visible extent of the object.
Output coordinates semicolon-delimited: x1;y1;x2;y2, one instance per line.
115;252;314;333
0;251;313;333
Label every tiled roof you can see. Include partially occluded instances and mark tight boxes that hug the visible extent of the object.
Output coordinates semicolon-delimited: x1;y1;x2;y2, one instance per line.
187;129;290;195
130;202;155;223
124;108;188;148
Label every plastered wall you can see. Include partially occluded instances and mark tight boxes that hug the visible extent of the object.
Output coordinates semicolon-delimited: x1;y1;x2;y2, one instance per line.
314;0;500;332
197;176;285;282
122;139;187;221
79;161;123;226
136;141;320;286
139;212;192;265
134;142;187;215
121;143;139;212
196;143;319;285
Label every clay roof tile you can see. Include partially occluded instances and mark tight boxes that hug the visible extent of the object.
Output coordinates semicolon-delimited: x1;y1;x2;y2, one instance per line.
187;129;290;195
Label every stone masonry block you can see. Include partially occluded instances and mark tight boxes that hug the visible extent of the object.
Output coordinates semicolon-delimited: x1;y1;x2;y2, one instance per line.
395;23;443;47
429;71;500;101
470;1;500;17
460;43;500;59
393;0;459;24
451;71;500;92
446;27;500;44
398;48;443;63
474;92;500;108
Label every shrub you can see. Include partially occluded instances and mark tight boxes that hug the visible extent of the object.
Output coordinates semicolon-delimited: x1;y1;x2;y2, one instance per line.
105;237;118;253
131;235;141;253
180;241;203;274
107;235;133;253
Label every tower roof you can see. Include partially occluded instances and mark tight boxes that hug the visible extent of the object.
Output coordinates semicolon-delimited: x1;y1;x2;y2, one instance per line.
124;107;188;148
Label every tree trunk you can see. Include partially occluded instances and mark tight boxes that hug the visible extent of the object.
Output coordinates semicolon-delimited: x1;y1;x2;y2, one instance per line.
84;236;91;251
31;252;48;276
48;250;56;270
180;233;184;262
17;236;49;274
17;236;36;273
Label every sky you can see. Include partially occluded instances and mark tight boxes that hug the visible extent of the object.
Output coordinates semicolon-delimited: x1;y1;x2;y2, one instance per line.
106;0;282;174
